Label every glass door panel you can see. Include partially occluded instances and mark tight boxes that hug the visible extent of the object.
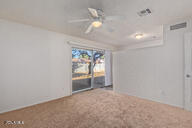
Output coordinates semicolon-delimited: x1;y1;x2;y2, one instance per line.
92;50;105;88
72;48;92;92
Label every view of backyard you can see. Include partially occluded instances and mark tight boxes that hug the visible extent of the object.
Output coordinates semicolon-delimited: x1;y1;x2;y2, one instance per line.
72;48;105;92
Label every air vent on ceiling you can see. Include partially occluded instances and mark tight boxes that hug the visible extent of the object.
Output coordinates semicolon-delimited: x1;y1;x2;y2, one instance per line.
137;8;152;17
170;22;187;30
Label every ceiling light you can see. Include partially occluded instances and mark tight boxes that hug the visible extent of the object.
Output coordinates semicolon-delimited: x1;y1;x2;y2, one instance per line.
135;34;143;39
92;21;102;28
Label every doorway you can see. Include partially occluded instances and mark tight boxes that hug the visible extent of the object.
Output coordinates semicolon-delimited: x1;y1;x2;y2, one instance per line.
72;47;106;93
184;32;192;112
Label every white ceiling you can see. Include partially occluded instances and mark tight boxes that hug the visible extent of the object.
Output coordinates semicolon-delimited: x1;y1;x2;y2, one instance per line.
0;0;192;47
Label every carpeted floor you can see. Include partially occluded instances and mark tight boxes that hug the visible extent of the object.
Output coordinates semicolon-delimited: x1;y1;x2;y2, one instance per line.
0;89;192;128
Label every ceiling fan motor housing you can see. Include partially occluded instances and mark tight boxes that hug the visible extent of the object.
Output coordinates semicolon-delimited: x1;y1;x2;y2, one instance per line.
96;9;105;19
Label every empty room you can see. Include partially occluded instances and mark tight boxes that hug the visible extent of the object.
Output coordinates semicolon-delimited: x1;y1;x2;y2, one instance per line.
0;0;192;128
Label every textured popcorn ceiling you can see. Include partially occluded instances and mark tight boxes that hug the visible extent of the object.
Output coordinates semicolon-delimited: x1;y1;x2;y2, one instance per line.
0;0;192;47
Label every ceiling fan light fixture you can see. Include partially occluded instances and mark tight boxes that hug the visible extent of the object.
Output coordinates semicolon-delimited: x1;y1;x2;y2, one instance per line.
135;34;143;39
92;21;102;28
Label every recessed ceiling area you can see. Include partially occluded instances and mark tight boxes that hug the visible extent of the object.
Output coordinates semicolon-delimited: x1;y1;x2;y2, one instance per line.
0;0;192;47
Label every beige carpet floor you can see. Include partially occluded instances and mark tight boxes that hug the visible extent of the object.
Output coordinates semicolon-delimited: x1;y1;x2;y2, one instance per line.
0;89;192;128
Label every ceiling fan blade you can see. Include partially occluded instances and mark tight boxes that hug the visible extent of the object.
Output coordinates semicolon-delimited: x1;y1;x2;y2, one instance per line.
85;24;93;34
68;19;90;23
88;8;98;18
105;16;126;21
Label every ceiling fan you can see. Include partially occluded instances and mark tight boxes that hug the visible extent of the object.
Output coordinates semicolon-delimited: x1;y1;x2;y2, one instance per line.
68;8;125;34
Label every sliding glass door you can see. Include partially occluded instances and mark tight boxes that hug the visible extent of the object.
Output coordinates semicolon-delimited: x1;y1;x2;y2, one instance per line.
72;47;105;92
72;48;92;92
